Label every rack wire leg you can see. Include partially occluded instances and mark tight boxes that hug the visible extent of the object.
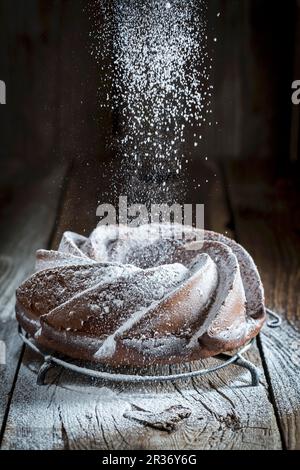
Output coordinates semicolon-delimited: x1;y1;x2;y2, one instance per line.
266;308;282;328
235;354;260;387
37;357;54;386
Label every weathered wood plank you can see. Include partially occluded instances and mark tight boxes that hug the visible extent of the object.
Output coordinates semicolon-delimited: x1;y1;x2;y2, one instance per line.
0;0;71;440
0;166;67;439
225;160;300;449
1;159;281;450
0;343;281;450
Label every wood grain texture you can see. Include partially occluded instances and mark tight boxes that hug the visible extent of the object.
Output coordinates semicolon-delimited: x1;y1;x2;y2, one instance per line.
1;159;281;450
0;0;72;440
0;166;67;441
0;344;281;450
225;160;300;449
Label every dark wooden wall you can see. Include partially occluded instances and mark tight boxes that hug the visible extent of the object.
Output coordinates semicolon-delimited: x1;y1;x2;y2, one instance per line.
291;0;300;163
203;0;296;163
0;0;298;186
0;0;107;186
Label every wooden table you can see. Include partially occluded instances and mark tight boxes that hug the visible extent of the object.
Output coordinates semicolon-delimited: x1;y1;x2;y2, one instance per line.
0;158;299;450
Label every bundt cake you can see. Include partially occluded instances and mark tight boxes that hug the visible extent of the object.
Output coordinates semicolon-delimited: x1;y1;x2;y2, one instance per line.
16;224;266;366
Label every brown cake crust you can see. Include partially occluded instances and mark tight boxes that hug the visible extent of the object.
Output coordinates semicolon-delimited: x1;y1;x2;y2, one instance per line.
16;224;266;366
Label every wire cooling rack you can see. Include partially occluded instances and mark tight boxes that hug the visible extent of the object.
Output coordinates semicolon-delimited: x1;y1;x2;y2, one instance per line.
18;308;281;387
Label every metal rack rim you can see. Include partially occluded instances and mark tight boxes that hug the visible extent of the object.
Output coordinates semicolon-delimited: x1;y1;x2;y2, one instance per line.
18;308;281;387
18;329;259;386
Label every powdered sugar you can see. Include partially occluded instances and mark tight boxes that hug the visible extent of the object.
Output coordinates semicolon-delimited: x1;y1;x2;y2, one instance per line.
89;0;214;203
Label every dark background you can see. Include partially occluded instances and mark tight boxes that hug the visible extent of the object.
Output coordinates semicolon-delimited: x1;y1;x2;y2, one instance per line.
0;3;300;449
0;0;299;189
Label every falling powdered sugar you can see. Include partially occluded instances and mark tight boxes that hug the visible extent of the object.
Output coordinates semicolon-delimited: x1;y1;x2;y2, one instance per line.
89;0;214;204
